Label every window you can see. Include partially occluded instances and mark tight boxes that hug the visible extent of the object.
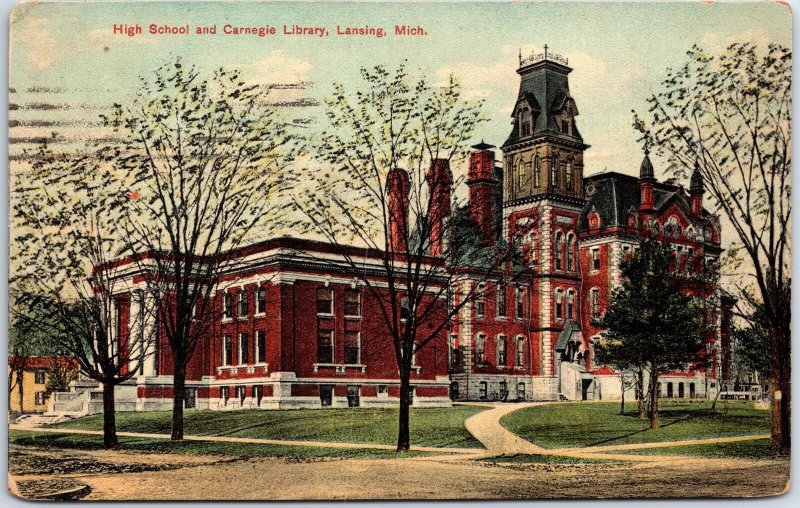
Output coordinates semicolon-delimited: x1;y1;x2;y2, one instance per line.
253;385;263;406
256;287;266;314
517;382;526;400
678;382;685;398
238;332;249;365
344;290;361;317
450;381;459;400
34;369;46;385
499;381;508;398
562;119;569;134
565;161;573;190
344;331;360;364
34;391;46;406
475;334;486;367
400;296;411;321
185;388;196;409
497;284;506;317
317;288;333;315
590;289;600;319
475;286;485;318
555;289;563;320
690;382;696;398
221;386;230;405
479;381;488;400
237;385;246;404
516;337;525;367
222;293;232;319
555;232;563;270
317;329;333;363
377;385;388;395
591;248;600;271
567;290;575;320
551;156;559;188
255;330;266;364
515;287;524;319
222;335;232;366
238;291;248;317
533;156;541;188
346;385;360;407
528;232;538;266
449;334;459;368
566;234;574;271
497;335;507;366
667;382;674;398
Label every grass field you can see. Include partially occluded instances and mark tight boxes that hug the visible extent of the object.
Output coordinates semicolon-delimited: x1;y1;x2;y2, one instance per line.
49;405;486;448
619;438;781;460
501;400;769;449
9;430;430;459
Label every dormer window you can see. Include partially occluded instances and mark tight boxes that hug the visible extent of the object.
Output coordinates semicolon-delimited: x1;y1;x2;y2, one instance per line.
519;107;532;137
562;119;569;134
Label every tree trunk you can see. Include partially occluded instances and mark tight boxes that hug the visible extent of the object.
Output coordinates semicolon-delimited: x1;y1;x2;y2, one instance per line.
619;372;625;415
102;381;118;448
637;368;646;419
18;369;24;414
171;357;186;441
769;325;791;455
397;373;411;451
649;368;659;429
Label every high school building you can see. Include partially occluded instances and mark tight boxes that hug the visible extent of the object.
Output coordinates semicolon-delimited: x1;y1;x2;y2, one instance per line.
52;50;730;413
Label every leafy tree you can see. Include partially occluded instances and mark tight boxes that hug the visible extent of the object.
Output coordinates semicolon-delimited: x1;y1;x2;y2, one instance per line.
594;335;646;418
633;43;791;453
602;240;705;428
292;63;522;450
732;302;772;384
101;59;299;440
11;143;152;447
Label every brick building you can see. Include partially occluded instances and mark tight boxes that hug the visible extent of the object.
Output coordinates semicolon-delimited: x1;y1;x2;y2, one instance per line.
53;49;730;413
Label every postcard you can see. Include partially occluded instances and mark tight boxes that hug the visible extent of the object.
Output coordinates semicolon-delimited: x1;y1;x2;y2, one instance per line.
7;0;791;500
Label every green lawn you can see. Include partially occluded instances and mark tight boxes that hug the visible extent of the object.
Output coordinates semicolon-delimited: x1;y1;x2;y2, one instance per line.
620;438;784;460
501;400;769;449
50;405;486;449
9;430;429;460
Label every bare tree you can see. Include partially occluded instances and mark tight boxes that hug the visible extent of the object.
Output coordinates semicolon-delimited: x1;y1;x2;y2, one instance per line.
292;63;525;450
633;43;791;453
102;59;299;440
11;144;153;448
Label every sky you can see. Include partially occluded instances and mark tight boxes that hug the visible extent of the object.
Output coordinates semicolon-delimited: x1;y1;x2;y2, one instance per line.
9;1;792;175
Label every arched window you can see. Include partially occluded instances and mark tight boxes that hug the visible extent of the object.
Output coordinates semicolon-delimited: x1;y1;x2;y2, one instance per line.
554;232;563;270
528;231;538;266
566;233;575;271
567;289;575;320
516;336;525;367
533;156;541;188
555;289;563;320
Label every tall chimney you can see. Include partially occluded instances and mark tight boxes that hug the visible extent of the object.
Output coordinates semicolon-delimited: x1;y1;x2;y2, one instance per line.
467;141;498;246
387;167;410;254
427;158;453;257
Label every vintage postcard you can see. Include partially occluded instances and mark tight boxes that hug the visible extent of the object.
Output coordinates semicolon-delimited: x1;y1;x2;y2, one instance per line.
6;0;791;501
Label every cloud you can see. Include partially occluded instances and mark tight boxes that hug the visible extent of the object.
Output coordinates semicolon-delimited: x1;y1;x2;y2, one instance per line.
241;50;314;86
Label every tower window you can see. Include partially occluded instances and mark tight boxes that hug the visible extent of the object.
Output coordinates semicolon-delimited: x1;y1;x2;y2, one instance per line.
555;289;563;320
567;289;575;320
566;162;573;191
533;156;541;188
551;156;559;188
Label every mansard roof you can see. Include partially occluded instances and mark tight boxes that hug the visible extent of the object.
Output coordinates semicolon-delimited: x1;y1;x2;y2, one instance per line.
577;171;713;233
503;59;583;148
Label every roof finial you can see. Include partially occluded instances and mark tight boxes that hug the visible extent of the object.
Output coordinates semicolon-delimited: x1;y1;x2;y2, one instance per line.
544;44;548;60
518;48;522;66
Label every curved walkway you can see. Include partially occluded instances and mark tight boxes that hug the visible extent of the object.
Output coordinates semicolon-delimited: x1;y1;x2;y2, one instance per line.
460;402;770;463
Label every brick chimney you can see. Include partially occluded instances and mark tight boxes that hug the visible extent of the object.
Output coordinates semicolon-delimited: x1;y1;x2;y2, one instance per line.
467;141;498;246
386;167;410;253
427;158;453;257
